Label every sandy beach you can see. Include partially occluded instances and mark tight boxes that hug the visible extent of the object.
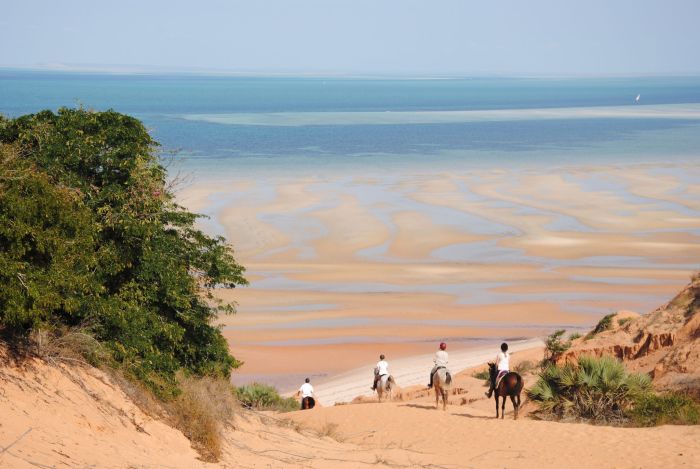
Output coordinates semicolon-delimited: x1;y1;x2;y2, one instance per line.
175;163;700;390
294;338;545;406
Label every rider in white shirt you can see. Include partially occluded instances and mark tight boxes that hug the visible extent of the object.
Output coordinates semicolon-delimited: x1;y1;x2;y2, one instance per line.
486;342;510;398
299;379;314;397
372;354;389;390
296;377;315;409
427;342;448;388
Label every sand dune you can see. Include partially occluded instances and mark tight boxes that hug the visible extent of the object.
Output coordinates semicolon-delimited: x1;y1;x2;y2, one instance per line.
4;340;699;469
177;163;700;391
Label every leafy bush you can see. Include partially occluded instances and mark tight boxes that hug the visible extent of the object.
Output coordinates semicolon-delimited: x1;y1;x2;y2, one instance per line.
542;329;571;364
236;383;299;412
617;317;632;327
528;355;652;424
586;313;617;339
630;392;700;427
473;369;490;380
0;109;247;398
568;332;582;341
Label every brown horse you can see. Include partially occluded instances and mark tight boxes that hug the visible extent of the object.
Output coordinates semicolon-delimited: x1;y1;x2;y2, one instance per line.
488;362;523;419
301;396;316;410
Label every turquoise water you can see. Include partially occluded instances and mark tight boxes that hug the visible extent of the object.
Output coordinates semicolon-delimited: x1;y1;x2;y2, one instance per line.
2;71;700;174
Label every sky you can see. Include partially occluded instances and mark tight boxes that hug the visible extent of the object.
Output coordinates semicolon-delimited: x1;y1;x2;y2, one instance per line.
2;0;699;76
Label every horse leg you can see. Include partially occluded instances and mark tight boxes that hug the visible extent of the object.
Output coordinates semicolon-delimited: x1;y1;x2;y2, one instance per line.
501;393;506;419
442;390;447;411
435;387;439;410
510;394;518;420
495;395;499;418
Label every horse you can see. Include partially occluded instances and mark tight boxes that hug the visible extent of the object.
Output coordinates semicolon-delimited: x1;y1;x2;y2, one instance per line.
488;362;523;419
432;367;452;410
301;396;316;410
376;374;395;402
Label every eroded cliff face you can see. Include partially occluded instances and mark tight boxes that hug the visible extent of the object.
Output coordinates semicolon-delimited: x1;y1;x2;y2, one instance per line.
560;274;700;395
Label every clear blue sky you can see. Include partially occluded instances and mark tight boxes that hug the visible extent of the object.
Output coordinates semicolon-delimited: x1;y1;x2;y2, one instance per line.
2;0;699;76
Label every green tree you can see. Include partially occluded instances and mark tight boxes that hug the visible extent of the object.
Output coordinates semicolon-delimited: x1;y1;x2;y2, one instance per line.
0;109;247;396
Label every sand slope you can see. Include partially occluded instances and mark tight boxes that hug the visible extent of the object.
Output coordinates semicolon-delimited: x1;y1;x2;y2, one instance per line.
3;340;699;469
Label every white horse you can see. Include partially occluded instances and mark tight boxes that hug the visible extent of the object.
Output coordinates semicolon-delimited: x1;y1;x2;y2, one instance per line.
432;368;451;410
376;374;395;402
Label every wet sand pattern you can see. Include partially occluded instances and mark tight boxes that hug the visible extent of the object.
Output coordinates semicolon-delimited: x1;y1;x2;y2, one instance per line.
177;163;700;390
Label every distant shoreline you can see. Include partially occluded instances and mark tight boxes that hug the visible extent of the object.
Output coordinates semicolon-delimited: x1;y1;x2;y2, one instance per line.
284;338;544;405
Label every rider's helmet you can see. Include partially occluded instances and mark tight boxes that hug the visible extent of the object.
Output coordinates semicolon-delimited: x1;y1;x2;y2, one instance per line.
439;342;447;350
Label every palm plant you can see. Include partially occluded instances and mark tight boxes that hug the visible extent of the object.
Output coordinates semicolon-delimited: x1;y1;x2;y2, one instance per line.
528;355;652;423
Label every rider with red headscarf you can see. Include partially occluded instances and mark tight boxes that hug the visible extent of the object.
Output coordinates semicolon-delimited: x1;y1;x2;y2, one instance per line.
427;342;448;388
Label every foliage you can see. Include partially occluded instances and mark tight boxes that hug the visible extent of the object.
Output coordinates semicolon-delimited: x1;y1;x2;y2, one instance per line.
586;313;618;339
568;332;582;341
630;392;700;427
617;317;632;327
472;368;491;386
542;329;571;364
528;355;652;424
236;383;299;412
0;109;247;397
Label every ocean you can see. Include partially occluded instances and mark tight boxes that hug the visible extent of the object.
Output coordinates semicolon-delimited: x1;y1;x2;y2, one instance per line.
2;71;700;175
5;71;700;390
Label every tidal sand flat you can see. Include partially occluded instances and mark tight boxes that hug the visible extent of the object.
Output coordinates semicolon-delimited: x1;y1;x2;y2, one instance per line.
178;163;700;391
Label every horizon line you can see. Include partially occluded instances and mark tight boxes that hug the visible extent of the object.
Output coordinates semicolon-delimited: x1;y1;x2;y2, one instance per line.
2;64;700;80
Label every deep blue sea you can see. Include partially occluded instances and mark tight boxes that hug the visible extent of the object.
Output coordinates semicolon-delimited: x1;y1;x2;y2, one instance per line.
2;71;700;174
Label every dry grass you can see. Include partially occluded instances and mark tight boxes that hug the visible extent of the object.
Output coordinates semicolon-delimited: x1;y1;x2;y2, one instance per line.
29;325;108;367
5;326;240;462
514;360;537;375
167;373;239;462
317;422;343;441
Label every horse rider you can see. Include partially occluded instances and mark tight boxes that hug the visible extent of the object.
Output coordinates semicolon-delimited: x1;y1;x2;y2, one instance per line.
371;354;389;391
427;342;448;388
486;342;510;397
296;377;315;409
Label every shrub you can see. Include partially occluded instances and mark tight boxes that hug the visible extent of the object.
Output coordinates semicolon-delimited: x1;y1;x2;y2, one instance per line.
617;317;632;327
542;329;571;364
473;369;490;380
0;109;247;398
236;383;299;412
586;313;617;339
528;355;652;424
630;392;700;427
568;332;582;341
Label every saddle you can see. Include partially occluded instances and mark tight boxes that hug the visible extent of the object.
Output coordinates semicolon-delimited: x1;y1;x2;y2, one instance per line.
495;370;508;389
433;366;452;384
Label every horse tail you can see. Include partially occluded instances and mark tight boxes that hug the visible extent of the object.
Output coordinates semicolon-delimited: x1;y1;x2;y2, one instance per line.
445;371;452;385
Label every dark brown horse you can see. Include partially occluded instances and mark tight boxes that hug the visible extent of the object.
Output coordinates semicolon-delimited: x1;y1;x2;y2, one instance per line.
301;396;316;410
488;362;523;419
